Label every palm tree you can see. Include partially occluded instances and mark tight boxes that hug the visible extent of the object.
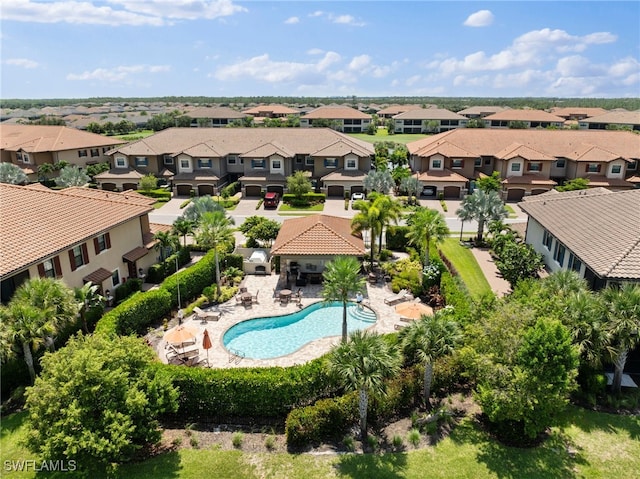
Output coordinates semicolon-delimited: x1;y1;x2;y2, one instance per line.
400;176;420;204
0;162;28;184
363;170;394;195
37;163;55;182
181;195;225;224
373;194;402;259
74;282;104;333
351;199;380;269
602;283;640;395
455;189;507;244
153;231;179;262
196;210;235;296
400;311;461;409
322;256;366;343
172;218;195;248
406;207;449;268
328;330;401;439
4;278;77;383
542;270;588;298
54;165;90;188
564;290;610;368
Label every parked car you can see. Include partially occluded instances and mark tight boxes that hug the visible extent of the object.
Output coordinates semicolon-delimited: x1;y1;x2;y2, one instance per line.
351;192;365;205
420;186;437;197
263;192;280;208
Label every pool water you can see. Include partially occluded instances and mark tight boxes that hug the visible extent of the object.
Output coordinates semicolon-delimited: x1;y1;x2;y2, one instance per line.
222;301;376;359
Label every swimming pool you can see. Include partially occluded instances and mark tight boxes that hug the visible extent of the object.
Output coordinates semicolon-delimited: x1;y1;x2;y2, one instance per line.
222;301;377;359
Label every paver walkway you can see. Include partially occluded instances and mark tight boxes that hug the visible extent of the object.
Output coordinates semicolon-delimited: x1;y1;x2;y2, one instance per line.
469;247;511;297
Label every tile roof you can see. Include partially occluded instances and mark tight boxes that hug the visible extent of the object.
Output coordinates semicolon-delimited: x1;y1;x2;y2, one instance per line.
0;125;123;152
242;104;300;115
457;106;510;116
94;168;146;181
376;104;424;115
483;109;565;122
407;129;640;163
417;169;468;183
0;184;153;277
271;215;365;256
494;143;556;161
580;110;640;125
301;106;371;120
519;189;640;280
185;106;246;119
550;107;608;118
321;169;367;181
83;267;113;284
501;175;557;186
111;127;374;158
393;108;467;120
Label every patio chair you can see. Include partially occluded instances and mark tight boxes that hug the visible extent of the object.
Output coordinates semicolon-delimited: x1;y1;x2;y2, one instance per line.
384;289;410;305
251;290;259;303
194;306;220;323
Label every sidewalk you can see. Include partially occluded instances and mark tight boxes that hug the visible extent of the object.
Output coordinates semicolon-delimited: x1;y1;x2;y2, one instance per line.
469;247;511;297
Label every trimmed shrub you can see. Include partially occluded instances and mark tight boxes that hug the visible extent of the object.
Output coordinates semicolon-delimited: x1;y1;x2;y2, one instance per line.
137;188;171;201
221;253;244;271
440;272;472;322
95;289;172;336
282;193;326;204
113;278;142;304
161;251;215;307
386;226;410;251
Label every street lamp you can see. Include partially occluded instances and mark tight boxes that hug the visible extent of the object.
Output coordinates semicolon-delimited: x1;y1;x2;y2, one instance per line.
175;255;183;323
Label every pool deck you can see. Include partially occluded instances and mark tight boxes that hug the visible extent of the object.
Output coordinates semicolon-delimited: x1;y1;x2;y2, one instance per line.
152;273;417;369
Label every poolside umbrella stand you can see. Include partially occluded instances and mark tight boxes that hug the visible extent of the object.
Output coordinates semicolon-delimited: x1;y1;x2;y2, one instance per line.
202;329;213;366
395;302;433;321
164;324;198;354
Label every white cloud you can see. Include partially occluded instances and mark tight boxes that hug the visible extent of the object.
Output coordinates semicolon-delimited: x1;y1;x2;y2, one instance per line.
67;64;170;82
284;16;299;25
463;10;494;27
348;55;371;71
307;48;324;55
0;0;245;26
608;57;640;78
5;58;39;68
556;55;602;77
309;10;324;17
329;14;365;27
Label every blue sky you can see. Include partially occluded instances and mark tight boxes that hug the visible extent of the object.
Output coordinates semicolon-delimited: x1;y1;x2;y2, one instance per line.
1;1;639;99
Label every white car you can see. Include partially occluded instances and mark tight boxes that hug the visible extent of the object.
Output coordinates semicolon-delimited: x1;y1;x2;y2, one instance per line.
351;192;365;206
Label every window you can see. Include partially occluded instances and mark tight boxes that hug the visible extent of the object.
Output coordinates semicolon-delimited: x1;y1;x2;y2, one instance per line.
345;157;357;169
431;159;442;169
180;159;190;169
586;163;600;173
553;242;566;266
484;157;491;166
42;259;56;278
451;159;463;169
90;148;100;157
628;160;638;171
271;159;281;169
568;253;582;273
295;157;303;164
16;152;23;162
528;162;542;172
305;156;314;166
78;150;88;158
135;157;148;167
555;159;566;168
543;230;553;250
227;155;237;165
324;158;337;169
251;159;265;169
611;164;622;174
69;244;87;271
94;233;110;254
511;163;521;172
111;269;120;288
115;157;126;168
474;158;482;167
197;158;212;169
163;155;174;165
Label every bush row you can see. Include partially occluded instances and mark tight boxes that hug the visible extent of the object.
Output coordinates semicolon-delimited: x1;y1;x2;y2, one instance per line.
385;226;410;251
285;367;420;447
440;272;472;322
137;188;172;200
95;289;173;336
146;248;191;284
282;193;326;204
113;278;142;304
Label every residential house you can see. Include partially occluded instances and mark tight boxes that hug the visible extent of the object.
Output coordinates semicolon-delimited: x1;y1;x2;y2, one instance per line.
483;109;565;129
0;184;163;303
519;188;640;289
186;106;248;128
376;104;424;120
103;127;374;197
300;106;372;133
270;215;366;285
0;124;123;181
407;129;639;200
393;108;468;134
550;107;608;121
241;104;300;123
578;110;640;132
457;106;510;119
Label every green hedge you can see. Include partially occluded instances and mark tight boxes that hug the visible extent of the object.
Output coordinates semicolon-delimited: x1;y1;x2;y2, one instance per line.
114;278;142;304
440;272;472;322
162;250;216;308
95;289;172;336
222;253;243;271
137;188;172;200
162;357;336;420
386;226;410;251
147;249;191;284
282;193;326;204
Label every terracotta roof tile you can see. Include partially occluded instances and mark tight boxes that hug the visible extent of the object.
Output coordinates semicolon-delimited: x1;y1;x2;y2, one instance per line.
0;184;152;277
271;215;365;256
0;124;123;152
393;108;467;120
83;267;113;284
519;189;640;279
301;106;370;120
417;169;468;183
483;109;565;122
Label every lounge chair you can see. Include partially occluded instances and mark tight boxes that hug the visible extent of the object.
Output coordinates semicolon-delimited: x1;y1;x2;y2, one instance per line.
384;289;411;305
194;306;220;323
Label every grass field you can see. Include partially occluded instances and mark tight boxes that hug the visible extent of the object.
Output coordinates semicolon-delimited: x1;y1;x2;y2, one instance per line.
278;203;324;212
439;238;492;298
2;406;639;478
348;130;429;145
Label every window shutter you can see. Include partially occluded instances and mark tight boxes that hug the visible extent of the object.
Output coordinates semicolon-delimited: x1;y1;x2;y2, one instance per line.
94;237;100;255
585;164;589;172
597;164;601;173
81;243;89;265
105;233;111;249
527;163;532;171
69;249;77;272
53;256;62;278
37;263;45;278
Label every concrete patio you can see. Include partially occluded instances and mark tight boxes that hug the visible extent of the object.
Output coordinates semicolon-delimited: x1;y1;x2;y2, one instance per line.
151;271;416;369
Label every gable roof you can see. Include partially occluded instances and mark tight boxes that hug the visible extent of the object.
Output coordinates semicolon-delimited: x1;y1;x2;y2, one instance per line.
301;106;371;120
0;124;123;153
580;110;640;126
483;109;565;122
271;215;365;256
519;189;640;280
408;129;640;162
393;108;467;120
0;184;153;277
242;104;300;116
185;106;246;119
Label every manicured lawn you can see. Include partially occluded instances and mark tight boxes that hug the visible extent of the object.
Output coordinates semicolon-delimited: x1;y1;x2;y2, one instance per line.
112;130;156;141
3;407;639;478
348;131;429;145
503;204;517;218
278;203;324;212
439;238;492;298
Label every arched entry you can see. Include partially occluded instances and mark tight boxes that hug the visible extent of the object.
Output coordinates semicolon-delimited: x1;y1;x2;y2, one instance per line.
176;184;192;196
443;186;461;199
506;188;526;201
327;185;344;197
122;183;138;191
198;184;215;196
245;185;262;197
101;183;117;191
